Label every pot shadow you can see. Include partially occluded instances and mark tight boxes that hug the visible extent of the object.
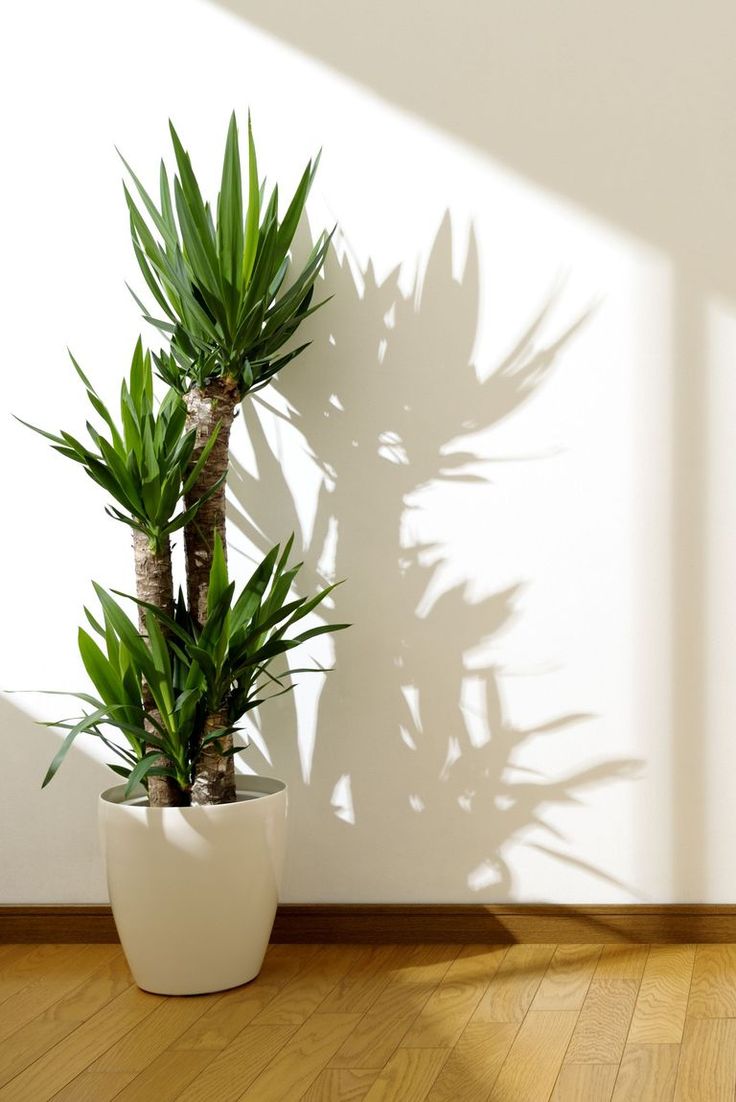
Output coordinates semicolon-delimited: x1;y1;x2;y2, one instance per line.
226;215;643;902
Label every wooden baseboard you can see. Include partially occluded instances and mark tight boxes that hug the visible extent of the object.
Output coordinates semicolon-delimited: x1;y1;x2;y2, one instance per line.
3;904;736;944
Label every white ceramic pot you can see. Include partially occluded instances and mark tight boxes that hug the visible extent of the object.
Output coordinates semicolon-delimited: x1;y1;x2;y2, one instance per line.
99;775;287;995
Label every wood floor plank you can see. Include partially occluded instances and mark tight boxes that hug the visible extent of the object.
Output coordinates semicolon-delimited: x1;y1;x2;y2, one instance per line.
673;1018;736;1101
550;1063;619;1101
368;943;461;1002
319;945;407;1015
329;946;460;1070
183;1023;296;1102
490;1010;579;1102
0;945;89;1006
565;980;639;1064
401;945;505;1048
532;945;603;1011
169;943;317;1052
112;1049;217;1102
327;1006;423;1072
0;945;32;966
108;943;319;1102
628;945;695;1044
687;944;736;1018
168;979;286;1051
50;990;221;1101
110;945;319;1102
0;947;133;1088
237;1012;362;1101
612;1044;680;1101
0;944;116;1042
363;1048;449;1102
252;945;363;1027
425;1021;519;1101
472;944;555;1022
594;945;649;982
302;1067;381;1101
0;983;161;1101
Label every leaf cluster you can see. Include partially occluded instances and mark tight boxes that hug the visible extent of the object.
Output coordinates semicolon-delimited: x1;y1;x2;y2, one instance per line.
133;534;347;726
20;339;219;553
42;584;201;796
123;113;332;395
43;537;347;796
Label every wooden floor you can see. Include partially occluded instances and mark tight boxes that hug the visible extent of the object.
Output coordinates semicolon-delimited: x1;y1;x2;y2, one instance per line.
0;943;735;1100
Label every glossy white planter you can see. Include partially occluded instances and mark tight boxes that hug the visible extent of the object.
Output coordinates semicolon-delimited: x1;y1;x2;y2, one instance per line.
99;775;287;995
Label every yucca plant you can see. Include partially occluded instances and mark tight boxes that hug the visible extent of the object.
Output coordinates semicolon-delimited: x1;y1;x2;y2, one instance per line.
20;112;337;808
118;114;333;802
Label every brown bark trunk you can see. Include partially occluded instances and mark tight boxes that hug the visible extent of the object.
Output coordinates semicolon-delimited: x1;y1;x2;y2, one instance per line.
190;708;235;806
184;377;239;625
184;376;239;805
132;530;188;807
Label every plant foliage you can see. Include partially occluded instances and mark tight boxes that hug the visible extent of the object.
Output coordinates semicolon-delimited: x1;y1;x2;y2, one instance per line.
122;113;332;395
42;538;346;796
131;534;347;723
19;339;220;553
19;111;344;802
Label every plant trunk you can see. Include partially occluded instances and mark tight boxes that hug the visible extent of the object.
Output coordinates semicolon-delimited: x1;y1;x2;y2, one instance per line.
132;530;188;807
191;707;233;807
184;377;239;805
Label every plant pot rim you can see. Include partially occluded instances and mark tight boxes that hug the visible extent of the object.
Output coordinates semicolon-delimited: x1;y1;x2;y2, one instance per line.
99;773;286;812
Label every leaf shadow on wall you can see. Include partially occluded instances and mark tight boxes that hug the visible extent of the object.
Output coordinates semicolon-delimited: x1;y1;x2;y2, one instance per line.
227;216;643;901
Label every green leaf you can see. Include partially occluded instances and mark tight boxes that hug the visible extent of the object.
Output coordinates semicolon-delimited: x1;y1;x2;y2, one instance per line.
93;585;155;682
128;237;179;324
187;645;217;682
164;477;226;535
295;622;351;643
181;422;220;495
159;161;177;244
118;147;179;252
275;153;320;262
241;113;260;288
207;533;229;619
168;122;222;290
286;581;343;627
124;751;164;800
78;628;125;708
107;763;132;780
199;725;239;746
129;337;148;408
145;610;174;713
235;596;308;654
111;588;192;648
173;176;223;300
217;112;244;292
230;544;279;634
42;704;116;787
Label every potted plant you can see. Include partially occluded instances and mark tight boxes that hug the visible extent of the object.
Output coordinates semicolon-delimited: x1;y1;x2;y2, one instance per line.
21;114;345;995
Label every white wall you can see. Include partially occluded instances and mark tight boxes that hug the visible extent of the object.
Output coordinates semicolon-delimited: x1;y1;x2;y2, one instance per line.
1;0;734;903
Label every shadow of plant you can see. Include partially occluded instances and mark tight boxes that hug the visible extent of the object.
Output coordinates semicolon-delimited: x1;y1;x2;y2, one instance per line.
227;214;642;901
